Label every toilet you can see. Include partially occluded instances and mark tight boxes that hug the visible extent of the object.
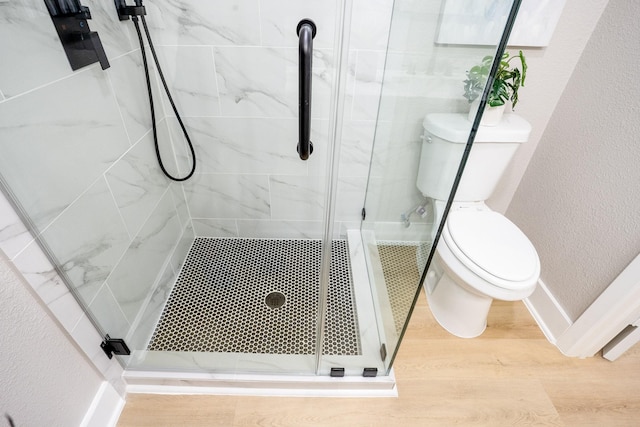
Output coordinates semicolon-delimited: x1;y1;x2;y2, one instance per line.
418;113;540;338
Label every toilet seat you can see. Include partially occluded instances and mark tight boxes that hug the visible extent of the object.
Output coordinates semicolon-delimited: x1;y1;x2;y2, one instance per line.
441;210;540;294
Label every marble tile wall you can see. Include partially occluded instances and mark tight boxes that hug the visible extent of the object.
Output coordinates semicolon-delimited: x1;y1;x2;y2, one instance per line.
140;0;495;240
137;0;396;239
0;0;192;358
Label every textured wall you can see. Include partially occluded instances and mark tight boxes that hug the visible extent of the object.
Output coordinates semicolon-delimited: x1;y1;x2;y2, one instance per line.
0;254;102;427
507;1;640;320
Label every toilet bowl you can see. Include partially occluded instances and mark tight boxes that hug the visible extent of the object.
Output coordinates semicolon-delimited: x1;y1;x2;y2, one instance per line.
418;113;539;338
424;202;539;338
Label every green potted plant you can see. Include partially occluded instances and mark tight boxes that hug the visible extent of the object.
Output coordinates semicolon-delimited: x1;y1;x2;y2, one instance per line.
463;50;527;125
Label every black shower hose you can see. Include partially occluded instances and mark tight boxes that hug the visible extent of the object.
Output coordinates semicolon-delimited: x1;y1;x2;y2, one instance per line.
131;14;196;182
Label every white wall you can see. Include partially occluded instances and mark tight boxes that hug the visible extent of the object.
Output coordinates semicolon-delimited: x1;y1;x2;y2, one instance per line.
489;0;610;212
0;253;102;427
507;1;640;321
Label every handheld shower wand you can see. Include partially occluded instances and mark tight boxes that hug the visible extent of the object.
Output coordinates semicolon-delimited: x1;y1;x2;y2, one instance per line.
114;0;197;182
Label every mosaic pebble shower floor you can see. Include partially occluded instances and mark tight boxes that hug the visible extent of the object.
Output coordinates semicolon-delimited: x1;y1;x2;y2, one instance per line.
148;238;361;355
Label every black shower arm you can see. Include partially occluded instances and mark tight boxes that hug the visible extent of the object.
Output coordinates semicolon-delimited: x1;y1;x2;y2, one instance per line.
296;19;316;161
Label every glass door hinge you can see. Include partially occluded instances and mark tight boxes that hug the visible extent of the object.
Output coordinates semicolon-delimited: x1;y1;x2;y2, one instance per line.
101;334;131;359
380;343;387;361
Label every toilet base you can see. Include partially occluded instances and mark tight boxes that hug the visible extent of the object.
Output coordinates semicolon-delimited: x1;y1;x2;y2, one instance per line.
425;266;492;338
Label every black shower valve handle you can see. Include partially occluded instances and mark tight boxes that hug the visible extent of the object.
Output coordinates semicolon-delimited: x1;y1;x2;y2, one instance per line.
87;32;110;70
45;0;110;70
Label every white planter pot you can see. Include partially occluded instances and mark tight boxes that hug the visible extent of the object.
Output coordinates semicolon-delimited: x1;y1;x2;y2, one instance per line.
468;99;505;126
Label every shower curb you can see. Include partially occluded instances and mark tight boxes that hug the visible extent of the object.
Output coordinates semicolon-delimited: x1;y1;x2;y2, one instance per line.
123;370;397;398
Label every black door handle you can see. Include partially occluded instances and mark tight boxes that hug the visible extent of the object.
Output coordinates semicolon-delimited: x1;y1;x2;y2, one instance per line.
296;19;316;161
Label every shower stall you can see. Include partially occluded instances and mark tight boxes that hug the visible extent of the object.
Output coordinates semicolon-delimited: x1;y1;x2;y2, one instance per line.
0;0;518;386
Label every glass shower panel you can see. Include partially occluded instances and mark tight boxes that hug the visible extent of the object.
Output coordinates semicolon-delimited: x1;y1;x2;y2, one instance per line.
0;0;349;376
122;1;342;375
357;0;518;374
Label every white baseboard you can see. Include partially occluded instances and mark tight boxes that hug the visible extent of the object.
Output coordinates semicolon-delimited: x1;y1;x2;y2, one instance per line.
555;254;640;358
525;256;640;359
523;279;572;344
81;381;126;427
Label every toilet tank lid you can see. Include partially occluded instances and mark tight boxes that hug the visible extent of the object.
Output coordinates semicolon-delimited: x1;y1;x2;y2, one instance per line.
423;113;531;143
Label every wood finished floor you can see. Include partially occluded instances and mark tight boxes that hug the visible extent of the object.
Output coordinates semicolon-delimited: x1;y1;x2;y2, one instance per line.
117;295;640;426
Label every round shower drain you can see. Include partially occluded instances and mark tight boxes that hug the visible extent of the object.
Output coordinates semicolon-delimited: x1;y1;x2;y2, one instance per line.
265;291;286;309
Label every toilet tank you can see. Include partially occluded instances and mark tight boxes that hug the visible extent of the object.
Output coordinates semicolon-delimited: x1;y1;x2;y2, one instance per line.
417;113;531;201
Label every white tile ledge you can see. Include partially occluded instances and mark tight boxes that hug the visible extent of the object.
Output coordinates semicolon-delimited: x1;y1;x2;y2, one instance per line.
124;369;398;398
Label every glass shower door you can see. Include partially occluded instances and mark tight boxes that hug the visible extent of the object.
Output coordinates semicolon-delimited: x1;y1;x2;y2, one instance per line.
338;0;521;375
104;1;347;375
0;0;350;377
